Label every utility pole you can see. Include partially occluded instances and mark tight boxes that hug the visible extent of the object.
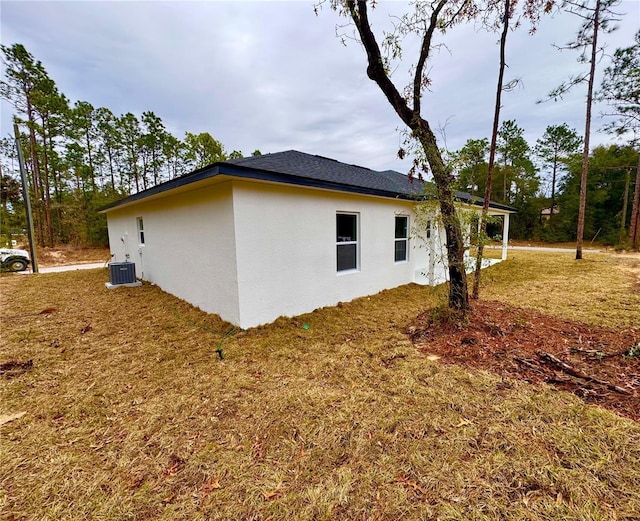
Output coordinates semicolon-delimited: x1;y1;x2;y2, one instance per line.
14;122;38;273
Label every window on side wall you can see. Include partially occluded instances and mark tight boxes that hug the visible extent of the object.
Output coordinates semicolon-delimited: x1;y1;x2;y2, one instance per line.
395;215;408;262
137;217;145;245
336;213;358;272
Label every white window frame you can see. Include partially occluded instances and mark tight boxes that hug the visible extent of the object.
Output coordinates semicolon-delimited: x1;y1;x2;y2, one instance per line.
394;215;409;263
137;217;145;246
336;212;359;273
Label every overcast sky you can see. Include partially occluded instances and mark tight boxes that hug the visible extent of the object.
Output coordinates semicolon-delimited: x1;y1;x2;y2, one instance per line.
1;0;638;175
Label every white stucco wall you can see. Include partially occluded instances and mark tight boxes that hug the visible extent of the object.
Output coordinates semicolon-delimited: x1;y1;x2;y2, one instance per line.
103;178;492;330
105;181;242;325
231;182;431;328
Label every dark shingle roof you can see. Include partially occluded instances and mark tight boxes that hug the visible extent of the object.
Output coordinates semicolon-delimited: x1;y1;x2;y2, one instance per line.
225;150;424;197
100;150;515;213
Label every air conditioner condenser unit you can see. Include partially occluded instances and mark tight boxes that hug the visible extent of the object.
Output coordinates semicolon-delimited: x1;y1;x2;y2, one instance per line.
108;261;137;285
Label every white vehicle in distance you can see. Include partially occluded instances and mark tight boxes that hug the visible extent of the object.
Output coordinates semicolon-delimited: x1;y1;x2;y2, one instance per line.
0;248;31;272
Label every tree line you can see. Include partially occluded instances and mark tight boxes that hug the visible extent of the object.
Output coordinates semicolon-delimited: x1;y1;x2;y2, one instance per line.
0;43;261;248
1;20;638;256
449;120;638;247
331;0;640;313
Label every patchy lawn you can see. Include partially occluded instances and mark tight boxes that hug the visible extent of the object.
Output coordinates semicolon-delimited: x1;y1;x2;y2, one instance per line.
1;251;639;520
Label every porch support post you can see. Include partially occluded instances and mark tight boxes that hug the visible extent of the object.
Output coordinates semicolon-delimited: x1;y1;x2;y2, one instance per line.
501;213;510;261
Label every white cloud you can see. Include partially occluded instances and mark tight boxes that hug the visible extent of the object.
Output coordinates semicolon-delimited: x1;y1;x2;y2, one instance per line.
1;0;638;175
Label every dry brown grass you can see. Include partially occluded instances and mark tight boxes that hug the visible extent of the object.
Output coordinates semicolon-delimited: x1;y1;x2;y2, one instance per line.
482;250;640;327
1;251;639;520
507;240;604;250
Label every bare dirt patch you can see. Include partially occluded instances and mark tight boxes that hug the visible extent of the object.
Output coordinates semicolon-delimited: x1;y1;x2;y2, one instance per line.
37;246;110;267
407;300;640;421
0;359;33;378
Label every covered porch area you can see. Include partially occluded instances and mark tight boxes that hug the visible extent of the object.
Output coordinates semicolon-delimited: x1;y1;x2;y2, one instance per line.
412;204;515;287
478;208;513;262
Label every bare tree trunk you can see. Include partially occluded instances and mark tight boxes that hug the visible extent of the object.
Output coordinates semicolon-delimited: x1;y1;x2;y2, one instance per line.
142;154;148;190
550;152;558;215
629;154;640;249
132;157;140;193
576;0;600;260
152;148;159;186
25;103;44;246
503;168;507;202
346;0;469;311
82;123;96;193
415;122;470;310
472;0;510;299
620;168;630;242
40;116;54;247
107;146;116;191
46;115;63;243
52;166;62;242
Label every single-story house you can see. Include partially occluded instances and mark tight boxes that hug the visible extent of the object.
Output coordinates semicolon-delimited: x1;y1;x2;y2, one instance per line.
101;150;514;329
541;205;560;220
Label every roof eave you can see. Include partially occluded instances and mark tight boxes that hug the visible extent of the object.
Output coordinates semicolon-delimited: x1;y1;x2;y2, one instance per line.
99;158;515;214
216;163;424;201
454;191;517;213
100;162;426;213
98;163;225;212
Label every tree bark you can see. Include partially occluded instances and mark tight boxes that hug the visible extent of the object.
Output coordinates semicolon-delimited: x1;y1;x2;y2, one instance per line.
576;0;600;260
85;128;97;193
26;102;44;246
347;0;469;310
107;145;116;191
628;153;640;249
415;121;470;310
40;115;54;247
142;153;148;190
550;150;558;215
472;0;510;299
620;168;630;242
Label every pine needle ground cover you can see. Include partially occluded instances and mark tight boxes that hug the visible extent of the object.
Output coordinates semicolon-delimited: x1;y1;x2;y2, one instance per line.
1;251;639;520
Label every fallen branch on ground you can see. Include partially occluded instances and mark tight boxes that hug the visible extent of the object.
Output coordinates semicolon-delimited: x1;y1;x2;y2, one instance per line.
570;346;632;359
514;356;544;373
537;351;631;395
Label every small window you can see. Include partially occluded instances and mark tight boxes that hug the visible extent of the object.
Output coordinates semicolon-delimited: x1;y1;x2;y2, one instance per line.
395;215;408;262
137;217;145;245
337;213;358;272
426;219;432;239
